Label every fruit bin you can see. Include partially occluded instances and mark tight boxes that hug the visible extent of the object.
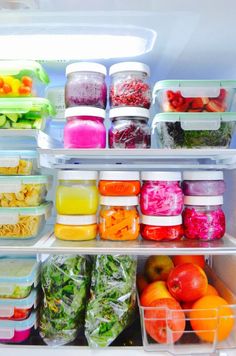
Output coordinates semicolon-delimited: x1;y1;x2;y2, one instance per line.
0;150;37;175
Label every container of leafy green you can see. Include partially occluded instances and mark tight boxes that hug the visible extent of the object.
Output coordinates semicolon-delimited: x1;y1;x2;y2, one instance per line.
152;112;236;148
39;255;91;346
85;255;137;348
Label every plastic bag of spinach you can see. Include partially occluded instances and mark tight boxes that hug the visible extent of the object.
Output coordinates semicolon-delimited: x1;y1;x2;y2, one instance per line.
39;255;91;346
85;255;137;347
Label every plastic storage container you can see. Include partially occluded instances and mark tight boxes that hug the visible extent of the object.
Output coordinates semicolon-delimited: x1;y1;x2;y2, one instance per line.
55;214;97;241
99;196;140;241
64;107;106;149
0;202;52;239
0;257;39;299
109;62;151;108
109;107;151;149
65;62;107;108
99;171;140;196
0;312;37;343
56;171;99;215
183;196;225;241
152;112;236;148
182;171;225;196
0;175;52;207
0;151;37;175
140;172;183;216
153;80;236;112
0;60;49;97
0;289;37;320
141;215;183;241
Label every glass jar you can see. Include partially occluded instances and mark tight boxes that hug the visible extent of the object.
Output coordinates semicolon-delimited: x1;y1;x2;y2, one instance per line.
182;171;225;196
65;62;107;109
140;172;183;216
64;107;106;149
55;215;97;241
109;62;151;108
99;171;140;196
183;196;225;241
99;196;140;241
141;215;183;241
109;107;151;149
56;170;99;215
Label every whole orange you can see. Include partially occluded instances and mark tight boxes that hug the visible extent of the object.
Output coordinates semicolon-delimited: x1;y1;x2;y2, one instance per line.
190;295;234;342
172;255;205;269
204;284;219;297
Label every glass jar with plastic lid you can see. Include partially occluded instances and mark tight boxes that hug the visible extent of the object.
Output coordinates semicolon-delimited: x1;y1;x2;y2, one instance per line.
99;171;140;196
55;214;97;241
141;214;183;241
182;171;225;196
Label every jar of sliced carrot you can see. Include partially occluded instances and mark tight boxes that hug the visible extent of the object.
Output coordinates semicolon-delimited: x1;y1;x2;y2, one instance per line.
99;196;140;241
99;171;140;196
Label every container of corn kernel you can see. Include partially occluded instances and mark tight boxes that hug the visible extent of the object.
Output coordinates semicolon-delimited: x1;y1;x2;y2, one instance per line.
0;151;37;175
0;175;52;207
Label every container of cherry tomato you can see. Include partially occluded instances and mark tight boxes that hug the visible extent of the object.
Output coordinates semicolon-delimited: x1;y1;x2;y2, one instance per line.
0;289;37;320
141;214;183;241
99;171;140;196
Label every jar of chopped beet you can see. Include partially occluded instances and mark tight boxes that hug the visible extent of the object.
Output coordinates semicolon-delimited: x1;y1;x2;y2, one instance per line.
182;171;225;196
183;196;225;241
109;62;151;108
140;171;183;216
99;171;140;196
141;215;183;241
65;62;107;108
109;107;151;149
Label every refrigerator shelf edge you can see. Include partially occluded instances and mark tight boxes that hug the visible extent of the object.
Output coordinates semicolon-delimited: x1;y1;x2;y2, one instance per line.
0;130;61;149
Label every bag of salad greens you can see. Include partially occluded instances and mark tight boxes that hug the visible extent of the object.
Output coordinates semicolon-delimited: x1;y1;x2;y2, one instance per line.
40;255;91;346
85;255;137;347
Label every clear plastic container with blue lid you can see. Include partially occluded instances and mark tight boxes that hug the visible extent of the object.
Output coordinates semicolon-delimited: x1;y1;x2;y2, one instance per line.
0;312;37;343
0;289;37;320
0;150;37;175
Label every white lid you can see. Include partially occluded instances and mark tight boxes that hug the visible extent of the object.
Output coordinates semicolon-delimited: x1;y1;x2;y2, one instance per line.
58;170;98;180
57;214;97;225
141;171;181;181
100;171;140;181
142;214;182;226
109;62;150;76
109;107;150;119
183;171;224;181
100;196;139;206
184;195;223;206
65;107;106;119
66;62;107;76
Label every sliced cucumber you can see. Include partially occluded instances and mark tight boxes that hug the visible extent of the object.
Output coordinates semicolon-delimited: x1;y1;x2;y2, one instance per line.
32;118;43;129
0;115;6;127
12;119;32;129
1;120;11;129
6;113;19;123
24;111;41;120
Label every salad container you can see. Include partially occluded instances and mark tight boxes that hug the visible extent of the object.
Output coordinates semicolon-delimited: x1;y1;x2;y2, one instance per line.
0;289;37;320
0;202;52;239
0;150;37;175
0;312;37;343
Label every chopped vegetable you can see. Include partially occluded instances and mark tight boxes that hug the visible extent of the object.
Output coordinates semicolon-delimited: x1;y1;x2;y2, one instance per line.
0;112;44;129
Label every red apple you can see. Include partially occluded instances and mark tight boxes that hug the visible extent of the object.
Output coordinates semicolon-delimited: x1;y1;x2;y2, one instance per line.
167;263;208;302
144;298;186;343
140;281;173;306
172;255;205;269
137;273;149;294
145;256;174;282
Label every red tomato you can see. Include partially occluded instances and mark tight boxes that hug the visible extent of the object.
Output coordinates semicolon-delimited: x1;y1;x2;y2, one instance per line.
19;86;31;95
3;83;12;94
0;78;4;88
22;76;33;87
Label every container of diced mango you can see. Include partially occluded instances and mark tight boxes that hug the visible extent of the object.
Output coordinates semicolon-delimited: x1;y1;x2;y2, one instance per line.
0;151;37;175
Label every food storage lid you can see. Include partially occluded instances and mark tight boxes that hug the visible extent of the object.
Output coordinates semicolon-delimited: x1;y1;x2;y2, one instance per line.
65;107;106;120
109;62;150;76
57;214;97;225
141;171;181;181
100;171;140;181
0;289;37;318
184;196;223;206
141;214;182;226
58;170;98;180
0;202;53;224
100;196;139;206
0;175;52;193
0;97;56;117
183;171;224;181
109;107;150;120
66;62;107;76
0;150;36;168
0;312;37;336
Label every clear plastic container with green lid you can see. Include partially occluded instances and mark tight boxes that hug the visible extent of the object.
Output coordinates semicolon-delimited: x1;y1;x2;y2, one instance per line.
0;150;37;175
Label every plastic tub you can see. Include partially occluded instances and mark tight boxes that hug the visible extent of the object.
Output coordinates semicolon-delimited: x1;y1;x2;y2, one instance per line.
55;214;97;241
0;202;52;239
0;175;52;207
152;112;236;148
0;289;37;320
182;171;225;196
0;312;37;343
0;151;37;175
140;215;183;241
99;171;140;196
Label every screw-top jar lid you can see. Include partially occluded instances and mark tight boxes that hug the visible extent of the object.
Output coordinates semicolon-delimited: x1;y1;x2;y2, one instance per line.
58;170;98;180
109;62;150;77
66;62;107;76
141;171;181;181
57;214;97;225
183;171;224;181
109;107;150;120
100;171;140;181
100;196;139;206
141;214;182;226
184;195;223;206
65;107;106;119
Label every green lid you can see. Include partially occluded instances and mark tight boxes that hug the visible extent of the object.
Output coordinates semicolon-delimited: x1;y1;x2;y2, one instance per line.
0;97;55;116
0;202;53;216
154;80;236;91
0;175;52;185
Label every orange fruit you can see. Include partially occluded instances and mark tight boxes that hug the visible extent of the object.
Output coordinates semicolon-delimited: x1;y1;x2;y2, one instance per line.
204;284;219;297
190;295;234;342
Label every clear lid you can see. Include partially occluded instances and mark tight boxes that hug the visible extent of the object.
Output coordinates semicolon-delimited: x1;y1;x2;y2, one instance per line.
0;150;36;168
142;214;182;226
0;97;55;117
66;62;107;76
58;170;98;180
184;195;223;206
100;171;140;181
57;214;97;225
0;175;52;193
109;62;150;76
154;79;236;90
109;107;150;120
65;107;106;120
183;171;224;181
141;171;181;181
0;202;53;224
100;196;139;206
0;289;37;310
0;257;39;285
0;312;36;333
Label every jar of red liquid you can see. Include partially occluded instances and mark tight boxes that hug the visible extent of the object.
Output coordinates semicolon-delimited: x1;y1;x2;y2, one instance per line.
99;171;140;196
109;62;151;108
141;215;183;241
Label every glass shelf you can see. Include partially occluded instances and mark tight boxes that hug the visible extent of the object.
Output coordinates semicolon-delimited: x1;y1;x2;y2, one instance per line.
0;130;60;149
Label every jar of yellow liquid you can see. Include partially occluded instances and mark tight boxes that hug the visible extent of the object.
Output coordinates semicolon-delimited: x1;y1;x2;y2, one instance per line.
56;170;99;215
55;214;97;241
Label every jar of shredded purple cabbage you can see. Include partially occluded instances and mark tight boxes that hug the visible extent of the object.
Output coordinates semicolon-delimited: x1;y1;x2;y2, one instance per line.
182;171;225;196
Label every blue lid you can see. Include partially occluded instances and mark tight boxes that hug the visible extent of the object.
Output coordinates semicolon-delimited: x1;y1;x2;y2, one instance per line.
0;312;36;330
0;289;37;308
0;256;39;284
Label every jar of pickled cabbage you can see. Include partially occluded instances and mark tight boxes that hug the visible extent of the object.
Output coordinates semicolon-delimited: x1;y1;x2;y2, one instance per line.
55;215;97;241
183;196;225;241
182;171;225;196
99;171;140;196
140;172;183;216
141;215;183;241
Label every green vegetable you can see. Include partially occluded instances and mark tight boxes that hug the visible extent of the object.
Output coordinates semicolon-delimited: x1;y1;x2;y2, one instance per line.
0;115;6;127
12;120;32;129
0;285;31;299
1;120;11;128
6;113;18;123
85;255;137;347
0;111;44;130
32;118;43;129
